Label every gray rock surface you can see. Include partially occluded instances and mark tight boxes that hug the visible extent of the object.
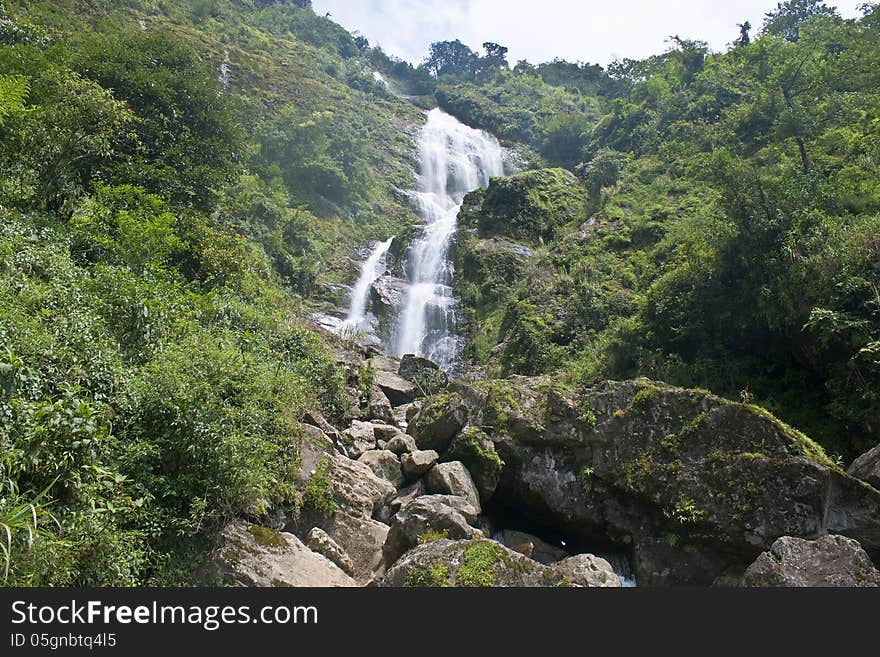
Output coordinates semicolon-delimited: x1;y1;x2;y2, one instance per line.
401;450;439;481
383;496;482;566
358;450;405;488
409;393;467;452
848;444;880;490
386;433;418;456
550;554;621;588
307;527;355;576
740;535;880;587
423;461;481;513
201;521;355;587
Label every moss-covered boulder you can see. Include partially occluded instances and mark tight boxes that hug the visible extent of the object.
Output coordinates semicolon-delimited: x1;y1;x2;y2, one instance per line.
446;427;504;503
380;539;620;587
427;377;880;586
409;392;468;452
459;168;587;245
382;496;482;567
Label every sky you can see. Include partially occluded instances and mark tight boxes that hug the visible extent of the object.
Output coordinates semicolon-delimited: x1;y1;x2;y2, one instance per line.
311;0;868;67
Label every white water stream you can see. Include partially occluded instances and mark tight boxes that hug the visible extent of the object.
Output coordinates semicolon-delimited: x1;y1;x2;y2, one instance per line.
393;109;504;370
340;237;394;335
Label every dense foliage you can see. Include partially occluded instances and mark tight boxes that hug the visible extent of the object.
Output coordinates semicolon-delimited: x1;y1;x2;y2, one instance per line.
452;1;880;460
0;0;378;585
2;0;879;587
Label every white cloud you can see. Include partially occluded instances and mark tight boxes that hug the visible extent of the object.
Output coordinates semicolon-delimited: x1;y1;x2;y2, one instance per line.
313;0;868;66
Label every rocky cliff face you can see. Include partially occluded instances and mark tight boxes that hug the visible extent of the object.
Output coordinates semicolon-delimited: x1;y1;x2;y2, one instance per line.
201;338;880;587
437;377;880;585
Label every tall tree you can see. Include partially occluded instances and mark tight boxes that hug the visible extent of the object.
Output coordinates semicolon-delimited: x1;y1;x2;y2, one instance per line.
762;0;837;42
423;39;479;78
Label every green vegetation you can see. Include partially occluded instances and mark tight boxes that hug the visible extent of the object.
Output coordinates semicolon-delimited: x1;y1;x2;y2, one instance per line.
301;457;337;519
0;0;375;585
403;562;450;588
248;525;287;549
2;0;879;588
417;529;450;544
457;540;503;587
451;428;505;473
451;3;880;459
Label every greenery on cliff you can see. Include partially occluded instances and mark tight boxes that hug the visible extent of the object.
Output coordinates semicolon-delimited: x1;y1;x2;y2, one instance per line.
450;2;880;461
0;0;418;585
1;0;879;587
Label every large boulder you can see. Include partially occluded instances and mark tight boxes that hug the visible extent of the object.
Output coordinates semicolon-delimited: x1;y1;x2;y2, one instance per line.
289;451;396;584
409;392;468;452
369;275;407;344
446;427;504;503
368;387;395;424
309;511;389;585
401;450;439;481
423;461;481;513
200;521;355;587
496;529;567;565
378;482;426;525
739;535;880;587
398;355;448;390
848;445;880;490
374;370;418;407
386;433;418;456
358;450;405;488
435;377;880;586
341;420;376;460
380;538;618;587
325;453;396;519
383;496;482;567
550;554;622;588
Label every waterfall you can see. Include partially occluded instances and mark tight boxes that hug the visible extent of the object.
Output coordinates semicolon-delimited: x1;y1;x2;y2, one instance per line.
340;237;394;335
394;109;504;370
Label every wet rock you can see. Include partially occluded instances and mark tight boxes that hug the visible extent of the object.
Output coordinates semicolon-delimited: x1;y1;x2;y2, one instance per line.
200;521;355;587
401;450;439;481
740;535;880;587
423;461;481;514
369;276;407;343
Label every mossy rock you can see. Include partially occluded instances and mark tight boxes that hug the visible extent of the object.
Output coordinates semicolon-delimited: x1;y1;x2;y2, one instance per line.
459;168;588;245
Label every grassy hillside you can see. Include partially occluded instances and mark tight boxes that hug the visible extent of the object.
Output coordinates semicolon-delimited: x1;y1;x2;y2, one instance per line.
0;0;422;585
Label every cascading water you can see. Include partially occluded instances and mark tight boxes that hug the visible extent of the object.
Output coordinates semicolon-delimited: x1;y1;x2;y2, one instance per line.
394;108;505;370
340;237;394;335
